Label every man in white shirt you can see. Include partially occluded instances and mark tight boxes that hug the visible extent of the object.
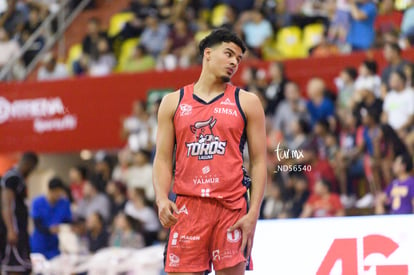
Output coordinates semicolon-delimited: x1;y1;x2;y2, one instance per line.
383;70;414;134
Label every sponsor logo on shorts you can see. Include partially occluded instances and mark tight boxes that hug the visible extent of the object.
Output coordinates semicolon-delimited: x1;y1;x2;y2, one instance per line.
179;104;192;116
212;250;220;261
180;235;200;241
171;232;179;246
227;229;242;243
177;205;188;215
169;253;180;267
193;175;220;185
201;188;210;197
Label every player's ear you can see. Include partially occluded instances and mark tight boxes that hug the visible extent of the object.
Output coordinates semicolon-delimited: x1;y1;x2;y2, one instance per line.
204;47;212;61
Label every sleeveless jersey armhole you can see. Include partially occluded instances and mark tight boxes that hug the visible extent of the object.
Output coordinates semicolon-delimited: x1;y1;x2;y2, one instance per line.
172;88;185;119
235;88;247;127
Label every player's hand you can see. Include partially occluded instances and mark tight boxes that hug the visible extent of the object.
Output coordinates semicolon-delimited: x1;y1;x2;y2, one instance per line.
228;213;257;259
157;198;178;228
7;230;18;245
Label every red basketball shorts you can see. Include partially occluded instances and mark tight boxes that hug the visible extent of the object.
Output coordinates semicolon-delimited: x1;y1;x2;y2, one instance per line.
164;195;252;273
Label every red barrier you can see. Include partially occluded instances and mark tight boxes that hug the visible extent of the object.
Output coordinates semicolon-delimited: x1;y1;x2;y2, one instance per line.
1;48;413;154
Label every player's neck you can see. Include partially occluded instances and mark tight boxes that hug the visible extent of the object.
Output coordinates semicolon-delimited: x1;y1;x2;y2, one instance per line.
194;71;228;97
398;173;409;181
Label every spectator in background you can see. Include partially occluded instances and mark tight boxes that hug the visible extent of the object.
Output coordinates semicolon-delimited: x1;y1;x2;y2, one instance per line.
264;62;288;116
82;17;109;61
382;70;414;134
112;148;131;183
37;52;69;81
272;82;309;144
76;181;110;222
352;79;383;127
109;212;145;249
381;42;410;86
310;34;341;57
88;37;116;77
20;6;44;66
300;179;344;217
92;152;115;192
306;77;335;128
376;153;414;214
0;0;26;38
125;149;153;202
328;0;351;47
105;180;127;223
335;66;358;115
30;177;72;260
0;27;20;67
261;181;285;219
347;0;377;51
139;13;169;57
69;165;88;204
160;17;195;70
86;212;109;253
283;173;310;218
121;100;151;152
354;60;381;98
240;9;272;57
122;45;156;73
124;188;160;246
401;0;414;44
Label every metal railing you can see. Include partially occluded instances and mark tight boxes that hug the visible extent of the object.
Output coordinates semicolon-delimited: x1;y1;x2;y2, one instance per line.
0;0;92;81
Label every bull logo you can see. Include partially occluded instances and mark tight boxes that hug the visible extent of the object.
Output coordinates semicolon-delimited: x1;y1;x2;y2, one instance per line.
186;116;226;160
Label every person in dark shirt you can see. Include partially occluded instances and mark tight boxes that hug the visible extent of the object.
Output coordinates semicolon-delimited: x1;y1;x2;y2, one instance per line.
86;212;109;253
1;152;38;275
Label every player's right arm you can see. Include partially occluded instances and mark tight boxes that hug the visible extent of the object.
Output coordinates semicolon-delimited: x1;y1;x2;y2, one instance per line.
1;186;18;244
153;91;180;228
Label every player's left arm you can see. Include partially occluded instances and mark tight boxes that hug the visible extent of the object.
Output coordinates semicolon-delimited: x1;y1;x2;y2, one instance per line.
229;90;267;259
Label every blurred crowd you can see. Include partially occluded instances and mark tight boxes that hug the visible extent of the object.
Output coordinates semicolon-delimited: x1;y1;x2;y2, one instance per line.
3;0;410;81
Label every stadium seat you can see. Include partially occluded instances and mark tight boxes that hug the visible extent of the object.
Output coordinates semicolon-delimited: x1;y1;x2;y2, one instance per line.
210;4;228;27
303;23;325;51
276;26;307;58
66;43;82;74
115;38;140;72
108;12;135;37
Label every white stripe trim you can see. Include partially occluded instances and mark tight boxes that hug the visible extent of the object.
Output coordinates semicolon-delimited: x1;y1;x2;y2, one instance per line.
12;246;32;268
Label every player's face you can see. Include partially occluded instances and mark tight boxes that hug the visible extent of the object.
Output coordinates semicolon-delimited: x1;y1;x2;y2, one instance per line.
208;42;243;83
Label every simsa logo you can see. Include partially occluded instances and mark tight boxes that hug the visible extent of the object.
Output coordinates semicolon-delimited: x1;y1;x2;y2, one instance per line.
317;234;408;275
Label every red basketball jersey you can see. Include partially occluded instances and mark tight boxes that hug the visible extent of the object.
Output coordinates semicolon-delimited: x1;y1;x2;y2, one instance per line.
173;83;248;210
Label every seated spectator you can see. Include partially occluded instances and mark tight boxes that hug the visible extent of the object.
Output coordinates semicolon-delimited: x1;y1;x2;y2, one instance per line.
272;82;309;144
0;0;26;38
376;153;414;214
139;13;169;57
264;62;288;116
125;149;153;202
112;148;131;183
105;180;127;223
76;180;110;222
240;9;272;56
86;212;109;253
37;52;69;81
20;6;44;66
125;188;160;246
300;179;344;217
352;80;383;127
347;0;377;51
306;77;335;128
88;37;116;77
109;212;145;249
122;45;156;73
354;60;381;98
92;152;115;192
382;70;414;134
401;0;414;44
160;17;195;70
261;181;285;219
30;177;72;259
121;100;151;152
0;27;20;67
310;35;341;57
282;172;310;218
82;17;110;61
381;42;410;86
69;165;89;204
335;66;358;114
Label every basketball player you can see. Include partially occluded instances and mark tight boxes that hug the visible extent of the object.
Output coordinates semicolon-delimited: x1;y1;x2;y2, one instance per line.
1;152;38;275
153;28;266;274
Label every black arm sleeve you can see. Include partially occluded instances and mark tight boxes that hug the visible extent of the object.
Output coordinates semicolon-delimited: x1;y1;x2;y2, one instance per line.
33;218;51;235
